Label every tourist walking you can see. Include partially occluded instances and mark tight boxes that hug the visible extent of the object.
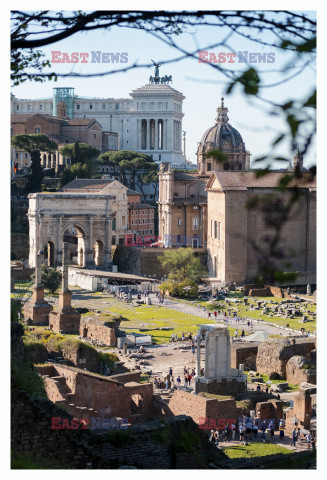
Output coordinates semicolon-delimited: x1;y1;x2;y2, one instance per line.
231;422;236;440
241;329;245;338
214;429;220;447
176;376;181;388
306;432;312;449
291;428;297;447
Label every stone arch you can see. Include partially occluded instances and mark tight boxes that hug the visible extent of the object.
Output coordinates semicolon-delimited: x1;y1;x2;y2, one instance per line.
28;193;114;269
130;393;143;415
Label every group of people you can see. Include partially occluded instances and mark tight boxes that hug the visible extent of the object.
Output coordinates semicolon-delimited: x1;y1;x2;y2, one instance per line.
153;366;197;391
291;427;316;449
156;292;168;305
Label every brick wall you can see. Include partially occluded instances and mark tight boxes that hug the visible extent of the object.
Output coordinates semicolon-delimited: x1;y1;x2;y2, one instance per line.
37;364;153;423
80;318;117;347
168;390;243;426
231;343;258;369
255;399;283;420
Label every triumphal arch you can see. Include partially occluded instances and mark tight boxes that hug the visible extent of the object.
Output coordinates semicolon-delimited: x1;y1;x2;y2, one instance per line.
28;192;115;269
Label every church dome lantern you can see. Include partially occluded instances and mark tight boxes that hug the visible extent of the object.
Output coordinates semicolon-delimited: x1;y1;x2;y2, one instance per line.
197;96;250;175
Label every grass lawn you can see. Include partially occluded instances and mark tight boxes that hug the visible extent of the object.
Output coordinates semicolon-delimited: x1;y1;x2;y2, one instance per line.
191;296;316;333
223;442;292;459
245;370;299;392
105;303;238;343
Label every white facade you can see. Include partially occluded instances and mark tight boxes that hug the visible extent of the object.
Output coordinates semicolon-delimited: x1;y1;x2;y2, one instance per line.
11;82;186;164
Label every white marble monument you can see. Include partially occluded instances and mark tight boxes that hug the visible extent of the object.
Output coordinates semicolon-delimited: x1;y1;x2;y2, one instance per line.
195;324;247;395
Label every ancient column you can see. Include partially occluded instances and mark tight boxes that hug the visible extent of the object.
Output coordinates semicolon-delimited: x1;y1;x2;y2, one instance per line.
62;242;69;292
59;242;71;310
196;331;202;376
35;253;42;286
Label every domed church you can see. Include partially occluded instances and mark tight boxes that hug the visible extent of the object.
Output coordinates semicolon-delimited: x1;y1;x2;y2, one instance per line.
197;97;250;175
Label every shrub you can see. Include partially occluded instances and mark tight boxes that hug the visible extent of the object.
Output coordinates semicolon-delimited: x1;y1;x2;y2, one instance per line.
106;430;132;447
11;356;47;398
174;428;201;453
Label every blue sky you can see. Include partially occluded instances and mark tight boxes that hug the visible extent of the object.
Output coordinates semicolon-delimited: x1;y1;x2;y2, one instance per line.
12;12;316;168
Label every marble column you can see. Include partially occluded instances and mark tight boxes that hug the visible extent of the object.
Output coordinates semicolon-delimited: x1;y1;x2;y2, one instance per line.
146;119;151;150
62;242;69;292
35;253;42;286
196;331;202;376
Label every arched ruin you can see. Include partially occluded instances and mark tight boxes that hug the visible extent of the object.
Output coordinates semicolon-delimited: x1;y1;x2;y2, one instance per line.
28;192;115;268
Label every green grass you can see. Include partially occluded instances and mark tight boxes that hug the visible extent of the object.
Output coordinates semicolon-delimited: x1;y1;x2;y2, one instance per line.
245;371;300;391
11;451;68;469
191;296;316;333
108;303;239;343
223;442;292;459
11;356;47;398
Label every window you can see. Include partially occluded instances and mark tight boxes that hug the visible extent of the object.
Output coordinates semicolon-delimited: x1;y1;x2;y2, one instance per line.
214;221;218;238
40;105;43;110
132;219;134;225
143;219;145;224
177;218;181;226
35;128;40;133
103;104;106;109
15;153;18;159
207;162;212;172
16;105;19;111
149;229;153;234
193;217;199;230
131;210;134;216
218;222;221;240
94;134;96;139
115;104;119;110
27;105;31;111
25;153;28;158
122;216;125;226
77;104;80;110
112;217;116;231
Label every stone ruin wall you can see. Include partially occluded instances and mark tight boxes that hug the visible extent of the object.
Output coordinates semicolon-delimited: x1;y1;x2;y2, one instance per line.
168;390;243;426
256;339;316;379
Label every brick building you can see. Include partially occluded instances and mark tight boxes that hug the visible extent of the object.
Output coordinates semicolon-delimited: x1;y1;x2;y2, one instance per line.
126;189;155;245
11;113;110;175
158;96;316;285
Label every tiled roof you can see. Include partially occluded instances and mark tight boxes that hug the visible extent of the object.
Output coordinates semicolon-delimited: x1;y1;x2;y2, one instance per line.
210;171;316;190
62;178;114;190
173;172;199;181
65;118;98;126
11;113;65;124
11;114;99;127
126;188;141;196
129;203;153;210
